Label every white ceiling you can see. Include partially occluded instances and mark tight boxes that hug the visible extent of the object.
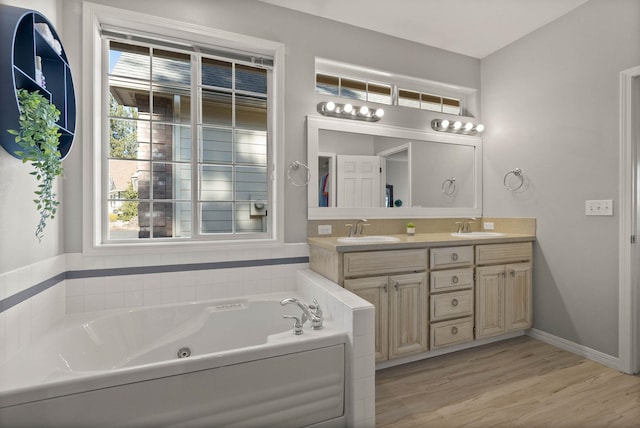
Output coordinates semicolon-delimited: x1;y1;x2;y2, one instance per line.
259;0;589;58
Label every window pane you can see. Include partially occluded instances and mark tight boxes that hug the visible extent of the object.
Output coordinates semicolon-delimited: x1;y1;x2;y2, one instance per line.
236;202;266;233
367;83;391;105
398;89;420;108
109;119;149;160
341;78;366;101
153;89;191;124
109;42;149;80
152;49;191;85
108;159;140;198
316;73;339;96
235;130;267;165
202;89;232;126
235;166;267;201
201;127;232;163
151;201;191;238
151;123;191;162
236;64;266;94
443;97;461;114
202;58;232;89
109;80;148;119
421;93;442;112
200;165;233;201
152;163;191;200
200;202;233;233
236;94;267;131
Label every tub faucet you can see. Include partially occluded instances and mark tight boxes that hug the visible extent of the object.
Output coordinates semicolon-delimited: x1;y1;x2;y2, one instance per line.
280;297;323;330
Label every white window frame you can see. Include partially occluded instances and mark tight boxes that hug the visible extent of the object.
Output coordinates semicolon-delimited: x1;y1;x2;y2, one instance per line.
82;2;285;254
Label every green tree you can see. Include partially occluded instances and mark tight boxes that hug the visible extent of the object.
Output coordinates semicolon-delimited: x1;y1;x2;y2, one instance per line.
109;94;139;159
119;182;138;221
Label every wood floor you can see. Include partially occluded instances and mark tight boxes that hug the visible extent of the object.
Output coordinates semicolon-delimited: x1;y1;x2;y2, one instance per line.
375;336;640;427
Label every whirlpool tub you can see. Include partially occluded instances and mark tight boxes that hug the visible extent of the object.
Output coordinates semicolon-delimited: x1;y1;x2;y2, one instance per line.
0;293;347;427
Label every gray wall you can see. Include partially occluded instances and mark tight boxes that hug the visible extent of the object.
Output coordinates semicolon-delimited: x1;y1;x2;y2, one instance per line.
59;0;480;251
481;0;640;356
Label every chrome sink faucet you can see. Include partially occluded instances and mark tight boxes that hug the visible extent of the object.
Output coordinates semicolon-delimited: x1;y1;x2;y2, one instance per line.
456;217;476;233
280;297;323;331
345;219;370;237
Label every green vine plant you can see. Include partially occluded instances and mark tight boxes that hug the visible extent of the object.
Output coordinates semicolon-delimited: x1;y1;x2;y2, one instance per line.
7;89;63;242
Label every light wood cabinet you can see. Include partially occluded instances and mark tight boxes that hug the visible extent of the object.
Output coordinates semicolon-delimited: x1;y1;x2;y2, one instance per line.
429;246;475;350
344;250;428;362
475;243;532;340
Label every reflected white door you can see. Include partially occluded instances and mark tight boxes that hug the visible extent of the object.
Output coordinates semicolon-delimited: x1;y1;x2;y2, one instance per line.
336;155;382;207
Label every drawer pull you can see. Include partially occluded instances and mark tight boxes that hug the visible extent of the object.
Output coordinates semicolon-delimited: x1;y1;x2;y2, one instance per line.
451;326;459;334
383;284;388;293
510;270;516;277
452;275;459;284
451;298;459;307
394;282;399;291
451;253;459;261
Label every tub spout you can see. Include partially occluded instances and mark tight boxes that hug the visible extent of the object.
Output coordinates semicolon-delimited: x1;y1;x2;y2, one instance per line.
280;297;323;330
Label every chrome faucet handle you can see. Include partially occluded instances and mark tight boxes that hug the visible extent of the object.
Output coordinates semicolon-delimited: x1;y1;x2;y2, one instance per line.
308;299;324;330
345;223;354;237
283;315;303;335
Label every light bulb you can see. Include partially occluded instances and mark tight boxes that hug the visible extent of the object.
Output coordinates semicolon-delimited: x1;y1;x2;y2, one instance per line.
325;101;336;112
359;105;369;115
453;121;462;130
475;124;485;133
464;122;474;131
343;104;353;114
374;108;384;118
440;119;450;129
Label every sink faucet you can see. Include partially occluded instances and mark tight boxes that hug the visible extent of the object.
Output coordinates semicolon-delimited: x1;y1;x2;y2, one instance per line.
345;219;370;237
280;297;323;331
456;217;476;233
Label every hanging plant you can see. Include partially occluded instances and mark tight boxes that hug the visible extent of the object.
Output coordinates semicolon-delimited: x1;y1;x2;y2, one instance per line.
7;89;63;242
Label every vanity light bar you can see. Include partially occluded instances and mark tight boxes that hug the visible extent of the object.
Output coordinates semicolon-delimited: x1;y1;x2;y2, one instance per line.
317;101;384;122
431;119;484;135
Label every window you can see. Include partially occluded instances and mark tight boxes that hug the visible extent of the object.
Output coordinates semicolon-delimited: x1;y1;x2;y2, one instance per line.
104;35;272;243
315;73;392;105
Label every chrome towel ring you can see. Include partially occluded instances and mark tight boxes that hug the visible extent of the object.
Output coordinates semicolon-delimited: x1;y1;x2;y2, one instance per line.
504;168;524;191
442;177;456;196
287;161;311;187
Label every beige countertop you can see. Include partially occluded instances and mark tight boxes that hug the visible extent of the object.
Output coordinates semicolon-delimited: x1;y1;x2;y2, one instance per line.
308;232;536;253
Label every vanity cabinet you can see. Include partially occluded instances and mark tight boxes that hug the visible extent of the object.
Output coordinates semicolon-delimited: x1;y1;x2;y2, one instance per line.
475;243;532;339
429;246;475;349
343;249;428;362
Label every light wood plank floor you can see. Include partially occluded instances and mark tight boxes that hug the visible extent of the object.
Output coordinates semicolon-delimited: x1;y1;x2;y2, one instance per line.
376;336;640;427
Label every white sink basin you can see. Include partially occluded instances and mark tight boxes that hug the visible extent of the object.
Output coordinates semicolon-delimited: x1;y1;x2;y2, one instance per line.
337;235;401;244
451;232;506;238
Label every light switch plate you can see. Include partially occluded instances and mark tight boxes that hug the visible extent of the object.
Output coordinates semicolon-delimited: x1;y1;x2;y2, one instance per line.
318;224;332;235
483;222;495;230
585;200;613;216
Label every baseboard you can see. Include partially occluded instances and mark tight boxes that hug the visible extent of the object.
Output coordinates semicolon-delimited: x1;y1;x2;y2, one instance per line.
526;328;620;371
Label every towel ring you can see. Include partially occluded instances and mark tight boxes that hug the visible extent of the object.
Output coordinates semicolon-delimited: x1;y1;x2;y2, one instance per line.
442;177;456;196
287;161;311;187
503;168;524;191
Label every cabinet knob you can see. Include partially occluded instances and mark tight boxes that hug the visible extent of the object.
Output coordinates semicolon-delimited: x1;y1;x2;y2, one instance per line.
383;284;388;293
451;326;459;334
451;253;459;261
451;298;459;307
510;270;516;277
394;282;399;291
452;275;459;284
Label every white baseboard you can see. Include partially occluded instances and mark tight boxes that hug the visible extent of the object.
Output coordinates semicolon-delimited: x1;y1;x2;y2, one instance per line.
526;328;620;371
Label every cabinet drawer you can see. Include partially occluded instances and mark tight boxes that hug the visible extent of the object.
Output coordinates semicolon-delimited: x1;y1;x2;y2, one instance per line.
344;249;427;278
476;242;532;265
430;290;473;321
430;317;474;349
430;246;473;269
430;268;474;293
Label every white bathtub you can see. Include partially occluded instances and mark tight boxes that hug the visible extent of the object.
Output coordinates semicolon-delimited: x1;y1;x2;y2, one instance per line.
0;292;347;427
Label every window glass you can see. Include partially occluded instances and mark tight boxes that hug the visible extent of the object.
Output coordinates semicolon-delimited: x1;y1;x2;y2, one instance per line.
421;93;442;112
443;97;461;115
398;89;420;108
340;78;367;101
367;82;391;105
316;73;339;96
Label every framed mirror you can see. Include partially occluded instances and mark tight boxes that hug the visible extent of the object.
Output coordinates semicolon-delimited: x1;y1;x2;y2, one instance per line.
307;115;482;219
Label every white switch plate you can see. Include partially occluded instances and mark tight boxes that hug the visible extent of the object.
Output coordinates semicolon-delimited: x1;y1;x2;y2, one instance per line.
483;222;495;230
318;224;332;235
585;200;613;216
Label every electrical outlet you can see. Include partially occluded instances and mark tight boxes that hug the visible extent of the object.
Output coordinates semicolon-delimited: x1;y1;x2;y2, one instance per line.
483;222;495;230
585;200;613;216
318;224;332;235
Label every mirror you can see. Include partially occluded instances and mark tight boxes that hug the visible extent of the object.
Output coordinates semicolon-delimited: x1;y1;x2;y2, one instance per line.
307;116;482;219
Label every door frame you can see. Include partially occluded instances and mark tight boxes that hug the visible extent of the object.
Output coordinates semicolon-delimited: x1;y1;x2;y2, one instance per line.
618;65;640;374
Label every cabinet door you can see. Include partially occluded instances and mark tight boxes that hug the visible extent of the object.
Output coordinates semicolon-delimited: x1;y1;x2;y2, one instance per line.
505;263;532;332
344;276;389;361
388;272;428;359
475;265;505;339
